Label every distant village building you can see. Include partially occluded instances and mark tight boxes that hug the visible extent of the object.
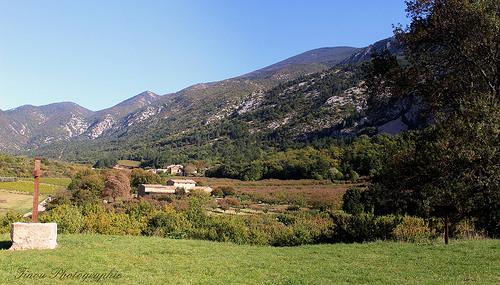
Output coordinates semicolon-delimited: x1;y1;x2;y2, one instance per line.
166;179;197;189
166;165;184;175
138;179;212;197
137;184;176;197
148;165;184;175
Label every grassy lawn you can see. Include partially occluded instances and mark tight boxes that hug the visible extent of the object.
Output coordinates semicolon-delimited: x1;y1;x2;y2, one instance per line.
0;190;48;215
0;234;498;284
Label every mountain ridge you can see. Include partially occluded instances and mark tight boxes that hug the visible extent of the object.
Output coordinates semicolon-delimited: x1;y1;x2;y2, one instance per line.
0;37;415;163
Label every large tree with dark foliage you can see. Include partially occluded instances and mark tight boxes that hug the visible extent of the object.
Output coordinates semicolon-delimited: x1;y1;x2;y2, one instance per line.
366;0;499;236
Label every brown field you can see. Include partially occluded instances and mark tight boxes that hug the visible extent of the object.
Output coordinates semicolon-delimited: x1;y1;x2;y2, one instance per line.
193;178;365;211
117;159;141;168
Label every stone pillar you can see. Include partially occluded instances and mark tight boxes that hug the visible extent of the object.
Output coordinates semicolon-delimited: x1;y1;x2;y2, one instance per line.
9;222;58;250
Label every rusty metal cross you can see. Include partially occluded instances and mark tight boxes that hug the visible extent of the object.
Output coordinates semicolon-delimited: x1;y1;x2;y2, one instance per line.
32;157;43;223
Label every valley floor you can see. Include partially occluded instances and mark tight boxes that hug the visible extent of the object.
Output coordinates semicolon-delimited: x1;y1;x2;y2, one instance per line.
0;234;498;284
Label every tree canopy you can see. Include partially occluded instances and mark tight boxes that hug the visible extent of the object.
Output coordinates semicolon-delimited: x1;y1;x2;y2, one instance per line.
365;0;500;236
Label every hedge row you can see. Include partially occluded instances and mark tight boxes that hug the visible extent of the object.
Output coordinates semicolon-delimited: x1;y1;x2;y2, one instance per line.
2;200;481;246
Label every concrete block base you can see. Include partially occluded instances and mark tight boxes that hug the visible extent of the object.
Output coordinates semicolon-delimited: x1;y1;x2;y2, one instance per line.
10;222;58;250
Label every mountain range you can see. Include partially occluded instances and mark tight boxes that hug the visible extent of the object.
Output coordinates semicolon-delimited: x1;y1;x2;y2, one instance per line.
0;37;418;164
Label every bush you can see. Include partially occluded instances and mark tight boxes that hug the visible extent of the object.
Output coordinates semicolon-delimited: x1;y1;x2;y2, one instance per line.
0;210;25;234
329;213;400;243
342;187;364;215
125;199;161;224
349;170;359;182
277;214;296;226
188;189;216;209
286;205;301;211
217;186;236;197
145;206;191;238
175;187;186;196
452;218;484;240
188;215;249;244
266;224;296;246
39;204;84;234
218;198;240;212
308;194;340;212
81;204;143;235
45;190;73;211
393;216;435;243
211;187;224;197
185;199;208;225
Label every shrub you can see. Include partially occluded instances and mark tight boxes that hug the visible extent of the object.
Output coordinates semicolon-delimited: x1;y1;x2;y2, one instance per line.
218;198;240;212
251;204;264;212
188;189;216;209
329;167;344;180
452;218;484;240
171;199;189;212
81;204;143;235
349;170;359;182
286;205;301;211
39;204;84;234
329;213;400;243
217;186;235;197
145;206;191;238
342;187;364;215
188;215;249;244
185;199;208;225
393;216;435;243
72;189;101;207
0;210;25;234
277;214;296;226
125;199;161;224
175;187;186;196
266;224;296;246
154;194;173;202
211;187;224;197
45;190;73;211
308;194;340;212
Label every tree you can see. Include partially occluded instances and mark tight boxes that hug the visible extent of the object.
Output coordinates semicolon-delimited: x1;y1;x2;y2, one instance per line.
367;0;500;236
342;187;364;215
195;161;206;174
102;170;131;202
68;169;105;199
129;168;163;189
220;186;235;197
183;164;197;176
93;157;118;169
394;0;499;115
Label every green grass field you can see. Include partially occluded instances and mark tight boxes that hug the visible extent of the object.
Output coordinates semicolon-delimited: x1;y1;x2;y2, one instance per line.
0;190;49;215
0;234;498;284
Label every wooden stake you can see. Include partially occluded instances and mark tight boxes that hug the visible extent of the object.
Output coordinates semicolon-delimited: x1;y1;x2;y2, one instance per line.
445;213;449;245
32;157;43;223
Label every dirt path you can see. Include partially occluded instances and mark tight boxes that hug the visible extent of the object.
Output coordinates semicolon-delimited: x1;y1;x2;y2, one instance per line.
23;197;50;218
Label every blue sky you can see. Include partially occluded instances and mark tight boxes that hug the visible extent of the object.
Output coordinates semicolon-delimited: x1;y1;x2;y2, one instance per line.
0;0;409;111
